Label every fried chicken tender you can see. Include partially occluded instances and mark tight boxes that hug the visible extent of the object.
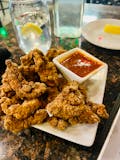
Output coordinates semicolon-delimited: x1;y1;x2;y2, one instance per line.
46;81;109;130
0;95;18;116
0;95;19;107
88;102;109;119
19;49;44;81
0;48;109;133
48;117;69;130
3;60;47;99
47;102;85;120
1;97;42;120
37;61;60;87
20;49;61;87
68;107;100;125
46;81;87;119
46;48;66;61
20;49;44;70
4;109;48;133
0;49;67;133
0;83;13;98
18;82;47;99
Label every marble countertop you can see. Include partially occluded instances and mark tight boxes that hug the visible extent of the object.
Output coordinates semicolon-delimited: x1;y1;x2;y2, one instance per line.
0;3;120;160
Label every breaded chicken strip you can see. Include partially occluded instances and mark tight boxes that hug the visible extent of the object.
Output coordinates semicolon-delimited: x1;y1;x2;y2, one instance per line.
20;49;44;70
19;49;44;81
1;97;42;119
46;81;87;119
3;60;47;99
48;117;69;130
0;83;13;98
37;61;60;87
20;49;61;87
46;81;108;129
4;109;48;133
0;95;18;116
88;101;109;119
68;107;100;125
46;48;66;61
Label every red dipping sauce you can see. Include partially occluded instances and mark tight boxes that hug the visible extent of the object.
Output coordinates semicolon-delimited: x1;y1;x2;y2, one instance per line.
60;51;102;77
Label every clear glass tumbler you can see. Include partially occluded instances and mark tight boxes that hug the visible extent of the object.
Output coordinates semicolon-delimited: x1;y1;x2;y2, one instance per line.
53;0;85;49
9;0;51;54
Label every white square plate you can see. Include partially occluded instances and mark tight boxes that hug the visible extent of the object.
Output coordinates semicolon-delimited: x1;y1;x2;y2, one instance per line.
33;63;108;147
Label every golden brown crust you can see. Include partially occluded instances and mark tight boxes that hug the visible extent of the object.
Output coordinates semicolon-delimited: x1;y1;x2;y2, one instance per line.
46;81;86;120
0;49;109;133
37;61;60;87
1;98;42;120
46;81;108;129
46;48;66;61
3;60;47;99
88;102;109;119
48;117;69;130
4;109;48;133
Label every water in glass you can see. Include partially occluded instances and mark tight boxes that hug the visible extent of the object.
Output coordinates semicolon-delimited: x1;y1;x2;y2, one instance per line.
53;0;84;38
9;0;51;54
53;0;84;49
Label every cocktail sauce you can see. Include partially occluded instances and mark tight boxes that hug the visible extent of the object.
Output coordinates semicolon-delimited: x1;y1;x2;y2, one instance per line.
60;51;102;77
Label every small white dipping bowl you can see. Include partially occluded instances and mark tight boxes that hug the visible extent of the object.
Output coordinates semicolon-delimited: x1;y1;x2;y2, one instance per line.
53;47;108;83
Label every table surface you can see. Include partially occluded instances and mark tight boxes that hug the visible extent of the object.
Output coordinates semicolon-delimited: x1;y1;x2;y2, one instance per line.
0;3;120;160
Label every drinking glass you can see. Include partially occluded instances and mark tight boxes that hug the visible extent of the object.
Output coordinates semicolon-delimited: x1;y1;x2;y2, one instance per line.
53;0;85;49
9;0;51;54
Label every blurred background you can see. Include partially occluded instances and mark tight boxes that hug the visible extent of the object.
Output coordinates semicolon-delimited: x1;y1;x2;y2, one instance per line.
0;0;11;25
1;0;120;26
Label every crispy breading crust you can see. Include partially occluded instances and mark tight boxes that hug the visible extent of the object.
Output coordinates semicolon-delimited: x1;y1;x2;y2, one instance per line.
19;49;61;87
46;48;66;61
1;97;42;119
88;101;109;119
0;49;109;133
48;117;69;130
4;60;47;99
4;109;48;133
46;81;109;130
